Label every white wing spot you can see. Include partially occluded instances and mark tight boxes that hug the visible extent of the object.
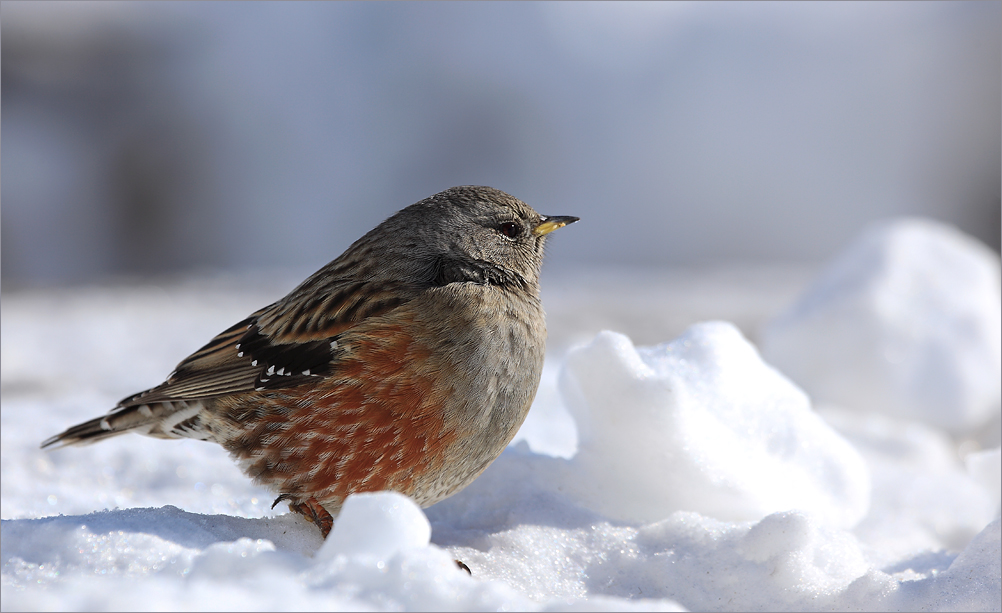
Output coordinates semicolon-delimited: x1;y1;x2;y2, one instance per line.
251;360;258;366
237;352;244;357
100;418;112;431
266;365;276;376
330;340;339;350
138;405;154;418
302;369;311;376
276;367;285;376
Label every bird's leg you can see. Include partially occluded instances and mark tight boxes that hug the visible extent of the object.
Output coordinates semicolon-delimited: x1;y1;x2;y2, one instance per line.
294;497;335;539
273;494;334;539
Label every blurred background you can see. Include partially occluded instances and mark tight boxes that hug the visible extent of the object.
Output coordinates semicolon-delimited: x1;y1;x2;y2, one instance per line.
2;1;1000;289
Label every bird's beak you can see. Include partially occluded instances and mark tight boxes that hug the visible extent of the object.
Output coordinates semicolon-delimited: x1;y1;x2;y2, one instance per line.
533;215;580;236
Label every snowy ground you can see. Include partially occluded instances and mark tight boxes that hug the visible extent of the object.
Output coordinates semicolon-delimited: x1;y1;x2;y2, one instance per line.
2;218;1000;611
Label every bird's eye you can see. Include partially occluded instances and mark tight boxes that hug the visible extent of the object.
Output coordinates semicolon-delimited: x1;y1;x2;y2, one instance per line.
499;222;521;238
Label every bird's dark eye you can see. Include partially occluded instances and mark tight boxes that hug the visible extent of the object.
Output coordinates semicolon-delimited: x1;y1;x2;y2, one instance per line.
499;221;521;238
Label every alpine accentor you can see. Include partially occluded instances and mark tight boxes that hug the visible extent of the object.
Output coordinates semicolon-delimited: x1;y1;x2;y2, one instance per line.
42;186;577;537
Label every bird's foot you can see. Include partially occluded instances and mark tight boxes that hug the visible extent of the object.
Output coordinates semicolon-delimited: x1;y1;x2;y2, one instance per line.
274;494;334;539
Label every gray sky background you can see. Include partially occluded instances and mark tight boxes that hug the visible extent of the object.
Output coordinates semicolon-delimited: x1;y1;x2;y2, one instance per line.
2;1;999;287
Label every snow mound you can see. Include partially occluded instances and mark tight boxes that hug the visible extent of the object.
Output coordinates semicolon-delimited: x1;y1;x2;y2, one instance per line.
557;322;870;528
319;491;431;561
966;447;1002;517
818;408;997;563
0;505;533;612
761;218;1002;433
618;510;873;610
897;518;1002;612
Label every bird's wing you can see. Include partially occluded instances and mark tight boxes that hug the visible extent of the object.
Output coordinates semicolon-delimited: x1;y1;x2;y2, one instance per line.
119;279;417;406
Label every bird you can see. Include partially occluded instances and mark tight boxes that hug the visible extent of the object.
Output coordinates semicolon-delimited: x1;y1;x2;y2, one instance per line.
42;185;578;538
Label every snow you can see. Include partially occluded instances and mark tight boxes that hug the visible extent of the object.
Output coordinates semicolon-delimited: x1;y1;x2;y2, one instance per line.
967;447;1002;514
761;218;1002;434
320;492;431;561
556;324;869;528
2;217;1000;611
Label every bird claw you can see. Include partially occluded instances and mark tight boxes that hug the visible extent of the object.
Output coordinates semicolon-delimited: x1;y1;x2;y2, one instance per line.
277;495;334;539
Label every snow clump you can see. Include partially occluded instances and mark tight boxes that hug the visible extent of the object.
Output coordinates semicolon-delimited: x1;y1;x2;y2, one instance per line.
761;217;1002;433
557;322;870;529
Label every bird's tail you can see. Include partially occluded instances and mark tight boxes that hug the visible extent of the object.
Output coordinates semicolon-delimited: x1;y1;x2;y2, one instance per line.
41;414;130;448
41;399;205;449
